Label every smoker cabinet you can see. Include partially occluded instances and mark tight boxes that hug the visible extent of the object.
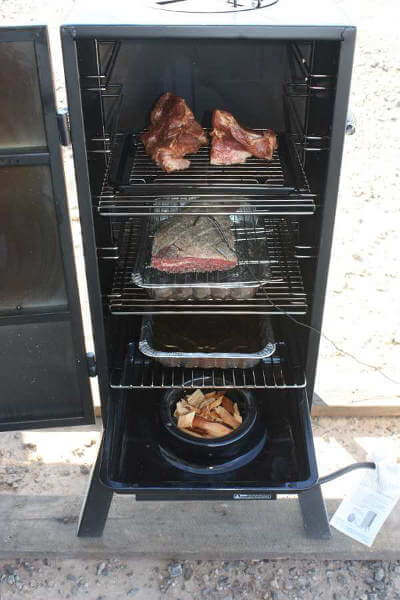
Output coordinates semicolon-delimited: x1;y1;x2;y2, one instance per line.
0;1;356;539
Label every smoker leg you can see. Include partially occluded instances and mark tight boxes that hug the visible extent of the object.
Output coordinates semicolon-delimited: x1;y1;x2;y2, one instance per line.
298;485;331;539
77;441;113;537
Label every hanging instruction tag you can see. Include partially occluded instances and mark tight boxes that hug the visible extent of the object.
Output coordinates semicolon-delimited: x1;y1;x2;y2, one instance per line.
330;456;400;547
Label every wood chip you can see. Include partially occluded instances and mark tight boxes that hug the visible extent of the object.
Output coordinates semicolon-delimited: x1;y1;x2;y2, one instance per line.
174;390;243;439
192;415;232;437
185;389;205;407
233;402;243;424
174;400;192;417
221;396;235;415
199;396;223;411
177;411;196;429
214;405;241;429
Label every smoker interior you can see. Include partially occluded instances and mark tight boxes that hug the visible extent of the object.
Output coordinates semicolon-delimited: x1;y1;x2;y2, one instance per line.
75;36;340;491
102;388;317;494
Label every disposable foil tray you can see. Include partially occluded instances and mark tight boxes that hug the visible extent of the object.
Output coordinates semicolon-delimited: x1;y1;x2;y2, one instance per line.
132;199;273;301
138;315;276;369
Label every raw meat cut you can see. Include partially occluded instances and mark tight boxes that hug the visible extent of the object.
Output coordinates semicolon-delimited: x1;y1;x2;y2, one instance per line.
151;208;237;274
141;92;208;173
210;109;277;165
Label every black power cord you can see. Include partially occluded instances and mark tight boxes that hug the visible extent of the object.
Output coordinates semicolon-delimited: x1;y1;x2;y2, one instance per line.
318;461;376;485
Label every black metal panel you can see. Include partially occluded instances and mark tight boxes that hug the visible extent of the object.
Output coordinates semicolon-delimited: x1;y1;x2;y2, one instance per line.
100;388;318;495
305;28;356;402
0;320;92;431
63;25;348;41
0;26;94;429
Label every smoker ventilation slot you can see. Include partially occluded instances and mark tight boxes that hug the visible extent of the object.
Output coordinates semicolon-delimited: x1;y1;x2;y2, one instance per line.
108;217;308;315
110;340;305;390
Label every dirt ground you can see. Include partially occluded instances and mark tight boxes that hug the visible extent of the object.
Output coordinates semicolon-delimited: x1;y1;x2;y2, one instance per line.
1;0;400;598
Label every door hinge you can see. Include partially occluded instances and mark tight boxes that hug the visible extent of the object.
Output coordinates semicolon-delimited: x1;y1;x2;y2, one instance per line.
57;109;71;146
87;352;97;377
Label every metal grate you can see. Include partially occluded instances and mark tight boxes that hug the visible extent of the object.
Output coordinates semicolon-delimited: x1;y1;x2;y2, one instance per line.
96;131;316;216
110;339;305;390
119;131;311;192
108;216;308;315
98;194;316;217
129;139;287;187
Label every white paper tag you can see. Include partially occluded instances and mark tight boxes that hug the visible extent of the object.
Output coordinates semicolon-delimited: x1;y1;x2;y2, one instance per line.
330;457;400;547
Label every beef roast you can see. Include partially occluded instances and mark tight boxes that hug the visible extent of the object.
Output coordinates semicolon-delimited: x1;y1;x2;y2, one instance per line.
151;208;237;274
210;109;277;165
141;93;208;173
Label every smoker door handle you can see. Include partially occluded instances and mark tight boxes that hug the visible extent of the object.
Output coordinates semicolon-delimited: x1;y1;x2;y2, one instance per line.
346;110;356;135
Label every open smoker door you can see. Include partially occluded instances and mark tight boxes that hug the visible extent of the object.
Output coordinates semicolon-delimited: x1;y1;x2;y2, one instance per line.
0;26;95;431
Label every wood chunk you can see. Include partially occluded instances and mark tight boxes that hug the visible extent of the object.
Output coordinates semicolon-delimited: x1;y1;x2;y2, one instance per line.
192;416;232;437
233;402;243;424
199;396;223;411
174;400;192;417
214;405;241;429
185;389;205;407
177;411;196;429
174;390;243;439
221;396;235;415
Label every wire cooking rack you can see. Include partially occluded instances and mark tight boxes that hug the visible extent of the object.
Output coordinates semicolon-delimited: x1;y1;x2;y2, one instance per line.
108;216;308;315
110;340;305;390
96;131;316;216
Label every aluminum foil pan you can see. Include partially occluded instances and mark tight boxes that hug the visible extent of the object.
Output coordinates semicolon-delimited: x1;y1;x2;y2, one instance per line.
138;316;276;369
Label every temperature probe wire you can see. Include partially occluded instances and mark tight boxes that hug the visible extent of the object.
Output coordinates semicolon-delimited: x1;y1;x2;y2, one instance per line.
264;295;400;385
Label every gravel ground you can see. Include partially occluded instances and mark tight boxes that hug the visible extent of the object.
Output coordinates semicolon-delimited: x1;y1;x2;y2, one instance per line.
1;556;400;600
1;0;400;599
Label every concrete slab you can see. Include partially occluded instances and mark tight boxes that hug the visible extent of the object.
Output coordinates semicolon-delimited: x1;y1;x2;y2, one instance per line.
0;494;399;560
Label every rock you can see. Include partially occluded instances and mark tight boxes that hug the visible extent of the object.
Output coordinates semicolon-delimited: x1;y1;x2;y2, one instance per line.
23;443;37;451
183;564;193;581
367;594;378;600
160;577;173;593
127;588;139;597
337;574;346;584
168;562;183;578
96;562;108;576
66;574;77;582
393;566;400;575
374;582;385;590
374;568;385;582
283;581;294;591
365;577;375;585
4;564;15;576
271;592;285;600
7;575;16;585
217;575;229;588
80;465;90;475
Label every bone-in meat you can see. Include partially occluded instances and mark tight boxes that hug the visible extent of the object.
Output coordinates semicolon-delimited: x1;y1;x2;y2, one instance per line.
210;109;277;165
141;93;208;173
151;207;237;274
